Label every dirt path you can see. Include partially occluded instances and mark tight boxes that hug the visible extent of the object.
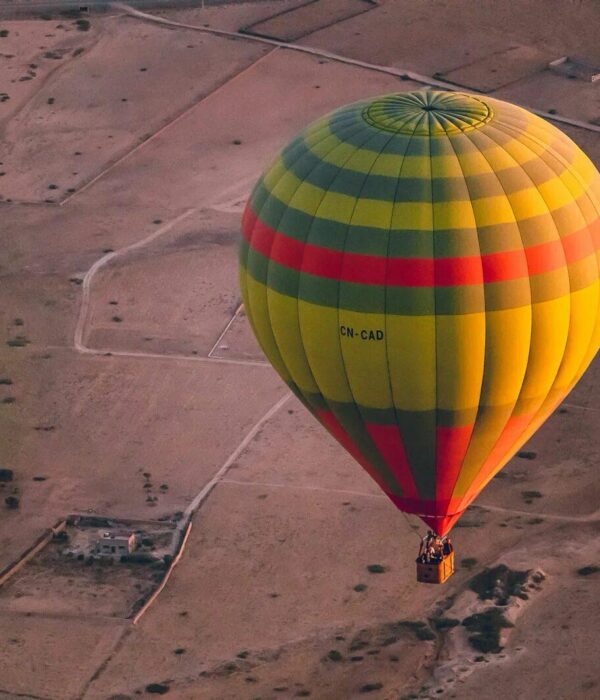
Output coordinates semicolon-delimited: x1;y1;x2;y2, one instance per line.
73;207;269;368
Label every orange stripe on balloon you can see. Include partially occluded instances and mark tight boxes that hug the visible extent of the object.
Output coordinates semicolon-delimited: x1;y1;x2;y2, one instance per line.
455;411;534;511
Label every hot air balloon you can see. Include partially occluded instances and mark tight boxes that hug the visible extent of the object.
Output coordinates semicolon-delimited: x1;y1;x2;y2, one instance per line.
239;90;600;582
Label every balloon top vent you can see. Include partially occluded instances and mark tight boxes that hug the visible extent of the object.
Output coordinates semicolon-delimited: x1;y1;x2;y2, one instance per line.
362;91;493;136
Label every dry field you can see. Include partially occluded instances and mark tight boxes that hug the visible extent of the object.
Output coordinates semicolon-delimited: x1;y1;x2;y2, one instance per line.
0;1;599;699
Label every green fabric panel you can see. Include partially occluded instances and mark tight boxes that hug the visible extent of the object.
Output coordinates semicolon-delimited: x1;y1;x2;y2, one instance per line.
396;409;437;500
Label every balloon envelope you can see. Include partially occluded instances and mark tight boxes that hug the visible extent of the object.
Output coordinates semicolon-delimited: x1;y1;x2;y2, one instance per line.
240;90;600;535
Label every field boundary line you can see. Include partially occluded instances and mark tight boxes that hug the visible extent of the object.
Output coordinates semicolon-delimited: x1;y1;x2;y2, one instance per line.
0;519;66;589
114;2;600;134
60;47;277;205
73;209;269;367
125;393;291;625
131;521;193;625
219;478;600;523
74;208;195;353
207;303;243;358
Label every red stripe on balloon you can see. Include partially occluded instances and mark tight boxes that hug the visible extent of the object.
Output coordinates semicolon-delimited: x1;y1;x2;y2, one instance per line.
242;208;600;287
385;494;465;536
314;409;387;492
365;423;419;499
435;424;474;504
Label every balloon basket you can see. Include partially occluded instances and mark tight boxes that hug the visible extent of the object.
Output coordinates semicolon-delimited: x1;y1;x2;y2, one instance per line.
416;550;455;584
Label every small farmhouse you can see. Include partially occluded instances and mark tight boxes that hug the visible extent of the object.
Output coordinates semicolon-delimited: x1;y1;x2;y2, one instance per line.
93;531;136;559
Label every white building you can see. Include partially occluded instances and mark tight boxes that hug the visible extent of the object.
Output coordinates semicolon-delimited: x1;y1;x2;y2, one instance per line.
93;531;136;559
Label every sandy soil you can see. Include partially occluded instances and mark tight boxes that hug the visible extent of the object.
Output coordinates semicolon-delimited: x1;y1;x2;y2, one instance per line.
0;1;599;699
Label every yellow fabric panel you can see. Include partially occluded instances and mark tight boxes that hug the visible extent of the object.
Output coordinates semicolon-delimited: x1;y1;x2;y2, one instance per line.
243;275;292;382
267;288;320;395
339;310;392;410
506;186;551;220
263;157;290;193
351;197;394;230
457;144;516;176
471;134;527;172
452;404;514;497
304;131;347;162
471;195;516;227
539;172;588;208
386;314;436;411
501;133;547;166
298;299;353;403
390;201;433;230
308;132;357;166
434;199;477;229
436;312;486;411
399;154;435;178
553;283;600;389
314;187;357;223
574;278;600;372
479;305;532;406
517;294;571;402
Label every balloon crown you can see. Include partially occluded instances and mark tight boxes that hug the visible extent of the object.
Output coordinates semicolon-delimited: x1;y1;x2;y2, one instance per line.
362;90;494;136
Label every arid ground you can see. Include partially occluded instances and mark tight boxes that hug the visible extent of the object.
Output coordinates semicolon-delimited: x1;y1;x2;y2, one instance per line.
0;1;599;699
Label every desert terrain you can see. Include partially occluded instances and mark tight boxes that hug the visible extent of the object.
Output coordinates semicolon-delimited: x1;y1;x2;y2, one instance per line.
0;1;599;699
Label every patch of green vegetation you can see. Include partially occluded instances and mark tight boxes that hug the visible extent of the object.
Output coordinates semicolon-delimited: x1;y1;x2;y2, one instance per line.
0;378;12;385
145;684;170;695
111;316;123;323
14;318;23;326
353;583;367;592
75;19;90;31
236;650;249;659
462;608;513;654
469;564;530;604
1;397;15;404
366;564;386;574
576;565;599;577
517;451;537;460
0;29;9;37
324;649;343;662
